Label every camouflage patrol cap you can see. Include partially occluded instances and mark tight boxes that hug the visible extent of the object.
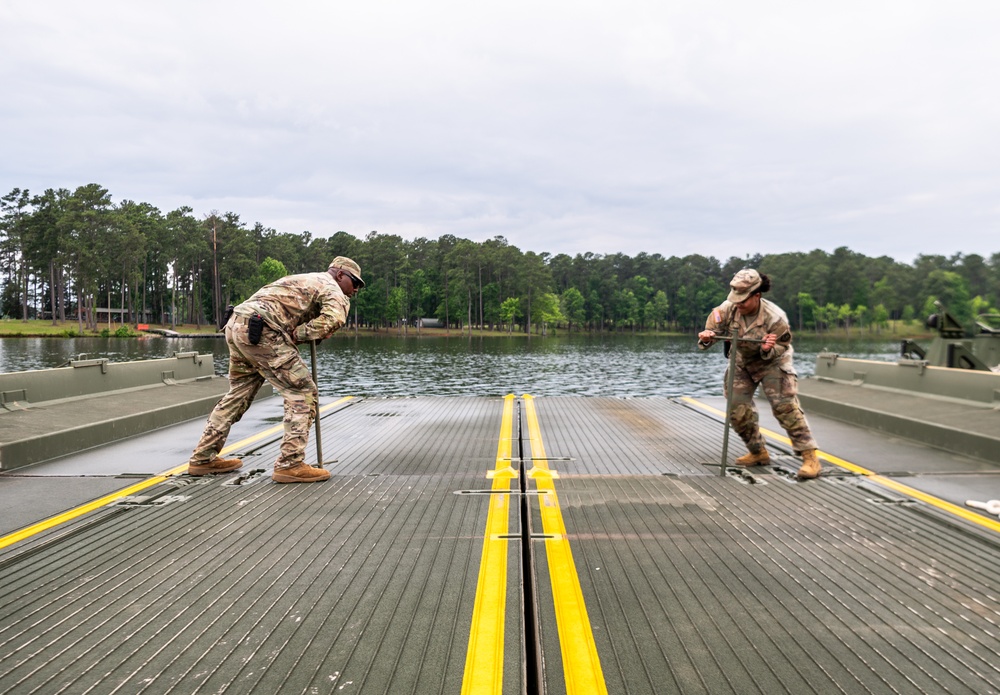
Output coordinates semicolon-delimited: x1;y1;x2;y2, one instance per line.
329;256;365;288
727;269;762;303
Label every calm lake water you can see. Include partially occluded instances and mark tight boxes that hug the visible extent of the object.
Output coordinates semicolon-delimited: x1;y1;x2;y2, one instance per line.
0;332;904;398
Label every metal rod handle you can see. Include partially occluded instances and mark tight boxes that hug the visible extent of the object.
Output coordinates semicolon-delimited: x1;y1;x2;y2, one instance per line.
720;336;739;476
719;331;765;475
310;340;324;468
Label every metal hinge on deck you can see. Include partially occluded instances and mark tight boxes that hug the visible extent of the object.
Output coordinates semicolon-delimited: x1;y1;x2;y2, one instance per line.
71;357;110;374
172;351;203;365
1;389;29;411
726;467;768;485
867;498;921;508
112;494;190;507
223;468;269;486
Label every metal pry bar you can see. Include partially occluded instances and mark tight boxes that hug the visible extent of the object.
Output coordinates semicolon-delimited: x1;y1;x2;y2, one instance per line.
311;339;325;469
719;332;765;476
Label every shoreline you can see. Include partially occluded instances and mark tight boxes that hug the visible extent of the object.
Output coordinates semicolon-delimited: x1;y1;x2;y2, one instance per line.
0;319;933;341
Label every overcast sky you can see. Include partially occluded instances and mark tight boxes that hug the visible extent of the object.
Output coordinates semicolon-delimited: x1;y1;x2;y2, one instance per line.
2;1;998;264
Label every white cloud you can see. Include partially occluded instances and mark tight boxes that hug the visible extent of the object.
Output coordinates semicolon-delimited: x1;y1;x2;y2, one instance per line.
3;0;1000;264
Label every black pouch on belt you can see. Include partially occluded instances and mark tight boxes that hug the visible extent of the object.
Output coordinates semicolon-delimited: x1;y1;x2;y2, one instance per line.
248;313;264;345
218;304;234;331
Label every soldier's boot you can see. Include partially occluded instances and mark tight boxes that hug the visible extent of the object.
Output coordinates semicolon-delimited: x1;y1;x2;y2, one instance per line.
188;457;243;476
272;463;332;484
735;449;770;467
797;449;822;479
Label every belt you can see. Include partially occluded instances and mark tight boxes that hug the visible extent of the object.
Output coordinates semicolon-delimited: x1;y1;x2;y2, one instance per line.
230;314;282;338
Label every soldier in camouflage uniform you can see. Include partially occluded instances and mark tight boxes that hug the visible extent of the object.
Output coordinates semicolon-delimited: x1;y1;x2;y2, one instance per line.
697;269;822;479
186;256;364;483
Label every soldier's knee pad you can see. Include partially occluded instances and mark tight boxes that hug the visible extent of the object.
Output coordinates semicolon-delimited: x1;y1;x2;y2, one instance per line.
773;401;797;417
285;399;312;416
731;403;757;425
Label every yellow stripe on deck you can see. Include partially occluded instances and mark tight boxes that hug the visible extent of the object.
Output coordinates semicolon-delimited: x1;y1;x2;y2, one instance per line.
462;394;516;695
680;396;1000;535
0;396;356;551
523;395;608;695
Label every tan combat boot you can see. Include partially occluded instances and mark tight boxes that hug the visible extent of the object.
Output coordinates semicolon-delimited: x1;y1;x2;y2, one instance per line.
797;449;822;479
272;464;332;483
735;449;770;467
188;457;243;476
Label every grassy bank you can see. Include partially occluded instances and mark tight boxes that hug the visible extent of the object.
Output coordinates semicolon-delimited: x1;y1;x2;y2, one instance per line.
0;318;934;340
0;319;210;337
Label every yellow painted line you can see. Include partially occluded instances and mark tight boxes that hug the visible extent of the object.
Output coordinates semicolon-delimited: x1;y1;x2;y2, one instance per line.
522;394;608;695
0;474;172;551
463;394;516;695
818;452;1000;533
0;396;356;551
680;396;1000;534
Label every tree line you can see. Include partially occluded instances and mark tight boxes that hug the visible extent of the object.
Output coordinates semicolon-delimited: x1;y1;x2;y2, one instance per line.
2;184;998;335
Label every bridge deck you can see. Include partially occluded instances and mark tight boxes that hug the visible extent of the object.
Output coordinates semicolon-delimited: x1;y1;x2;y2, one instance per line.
0;396;998;694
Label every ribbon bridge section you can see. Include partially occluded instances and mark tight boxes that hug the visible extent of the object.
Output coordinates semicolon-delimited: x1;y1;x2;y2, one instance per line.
0;396;998;694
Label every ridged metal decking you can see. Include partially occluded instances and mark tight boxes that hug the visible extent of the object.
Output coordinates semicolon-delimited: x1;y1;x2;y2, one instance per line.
524;397;999;694
0;396;998;694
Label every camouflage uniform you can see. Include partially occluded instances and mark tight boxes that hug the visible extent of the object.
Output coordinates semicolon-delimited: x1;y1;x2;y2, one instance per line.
188;271;351;470
699;298;818;454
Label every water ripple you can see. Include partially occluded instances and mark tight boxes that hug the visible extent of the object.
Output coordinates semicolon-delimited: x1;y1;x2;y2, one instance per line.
0;334;903;398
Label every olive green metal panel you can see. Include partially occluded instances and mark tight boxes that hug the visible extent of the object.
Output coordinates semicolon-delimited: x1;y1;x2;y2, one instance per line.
973;333;1000;368
813;352;1000;405
799;381;1000;463
0;354;275;470
0;380;236;470
0;352;216;407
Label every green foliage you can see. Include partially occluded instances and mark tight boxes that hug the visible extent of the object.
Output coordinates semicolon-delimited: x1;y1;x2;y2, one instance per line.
560;287;585;330
872;304;890;332
796;292;817;330
533;292;564;334
253;257;288;292
3;183;1000;336
611;288;639;330
837;304;853;331
971;295;997;316
387;286;406;325
499;297;521;333
647;290;670;329
356;277;388;327
1;284;22;319
923;269;972;326
409;269;435;320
